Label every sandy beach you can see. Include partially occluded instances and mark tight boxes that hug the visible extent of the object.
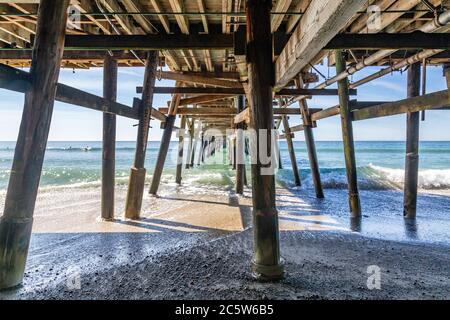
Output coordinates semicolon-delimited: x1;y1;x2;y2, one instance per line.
0;183;448;300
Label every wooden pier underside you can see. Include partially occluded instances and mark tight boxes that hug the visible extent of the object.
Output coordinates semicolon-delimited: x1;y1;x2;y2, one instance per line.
1;0;450;288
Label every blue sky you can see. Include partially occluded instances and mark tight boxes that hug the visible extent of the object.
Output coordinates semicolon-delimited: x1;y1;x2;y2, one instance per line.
0;63;448;141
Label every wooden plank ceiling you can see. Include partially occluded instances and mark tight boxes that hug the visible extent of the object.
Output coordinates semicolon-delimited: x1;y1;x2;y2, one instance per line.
0;0;448;120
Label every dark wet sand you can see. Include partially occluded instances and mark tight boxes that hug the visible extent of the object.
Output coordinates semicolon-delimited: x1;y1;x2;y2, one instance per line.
0;187;449;300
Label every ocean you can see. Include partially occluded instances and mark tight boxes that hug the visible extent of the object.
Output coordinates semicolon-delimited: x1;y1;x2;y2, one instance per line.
0;140;449;192
0;140;449;245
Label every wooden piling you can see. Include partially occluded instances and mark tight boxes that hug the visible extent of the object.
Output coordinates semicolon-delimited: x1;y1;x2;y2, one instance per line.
247;0;283;281
236;95;245;195
404;62;421;219
335;50;361;217
197;131;204;166
232;135;237;170
101;55;118;221
190;133;197;168
278;147;283;170
149;94;180;195
0;0;70;290
282;115;301;186
125;51;158;219
176;116;186;184
298;97;324;198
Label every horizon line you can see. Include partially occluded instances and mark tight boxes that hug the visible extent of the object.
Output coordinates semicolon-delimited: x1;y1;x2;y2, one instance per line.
1;140;450;143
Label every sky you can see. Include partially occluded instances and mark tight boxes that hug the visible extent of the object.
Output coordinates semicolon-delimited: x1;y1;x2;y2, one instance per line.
0;62;448;142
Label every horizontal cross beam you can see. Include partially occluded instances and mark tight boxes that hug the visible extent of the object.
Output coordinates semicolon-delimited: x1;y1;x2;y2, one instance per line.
138;86;357;96
0;63;146;120
0;50;146;60
352;90;450;121
160;107;319;116
61;34;234;50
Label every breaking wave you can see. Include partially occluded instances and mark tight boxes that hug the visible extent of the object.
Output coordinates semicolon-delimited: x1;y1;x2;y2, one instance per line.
280;164;450;191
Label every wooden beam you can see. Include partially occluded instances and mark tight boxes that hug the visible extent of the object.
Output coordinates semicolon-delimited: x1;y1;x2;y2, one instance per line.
274;0;366;90
325;32;450;50
0;49;147;60
56;84;139;119
150;0;170;33
62;34;233;50
168;0;189;34
178;95;230;106
196;0;209;33
311;105;340;121
234;108;250;124
121;0;156;34
0;63;139;119
357;0;421;34
271;0;292;33
101;55;117;221
352;90;449;121
138;86;356;96
290;124;305;132
152;71;242;88
286;0;311;33
72;1;111;35
0;0;70;290
125;51;159;220
159;107;237;115
98;0;140;34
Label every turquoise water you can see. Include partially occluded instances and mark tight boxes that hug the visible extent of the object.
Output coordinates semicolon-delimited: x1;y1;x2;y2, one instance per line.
0;141;449;191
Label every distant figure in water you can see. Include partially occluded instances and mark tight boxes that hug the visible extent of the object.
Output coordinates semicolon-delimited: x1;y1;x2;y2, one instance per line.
83;146;92;152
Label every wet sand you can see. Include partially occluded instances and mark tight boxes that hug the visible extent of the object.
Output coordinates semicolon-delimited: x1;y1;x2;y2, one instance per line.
0;184;449;300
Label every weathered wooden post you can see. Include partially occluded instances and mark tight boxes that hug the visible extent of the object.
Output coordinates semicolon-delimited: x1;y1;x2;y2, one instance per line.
202;138;209;163
335;50;361;217
282;115;301;186
298;96;324;198
403;62;421;219
0;0;70;289
185;120;194;169
247;0;283;281
101;55;118;221
149;94;180;195
124;51;158;219
190;129;197;168
176;116;186;184
236;95;245;195
278;147;283;170
197;131;204;166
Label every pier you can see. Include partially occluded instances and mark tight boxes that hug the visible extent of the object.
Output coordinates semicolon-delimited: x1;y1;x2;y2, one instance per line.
0;0;449;292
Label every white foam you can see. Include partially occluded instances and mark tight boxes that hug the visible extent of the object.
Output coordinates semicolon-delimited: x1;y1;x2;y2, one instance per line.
369;164;450;190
